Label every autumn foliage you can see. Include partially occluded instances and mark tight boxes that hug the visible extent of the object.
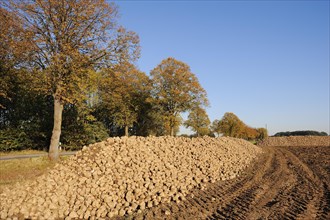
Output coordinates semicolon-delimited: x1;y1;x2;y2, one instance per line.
184;106;211;137
212;112;268;140
0;1;268;156
0;1;213;155
98;62;151;137
150;57;208;136
0;0;141;159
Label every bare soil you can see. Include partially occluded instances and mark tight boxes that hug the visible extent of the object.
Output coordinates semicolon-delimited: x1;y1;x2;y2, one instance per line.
121;146;330;220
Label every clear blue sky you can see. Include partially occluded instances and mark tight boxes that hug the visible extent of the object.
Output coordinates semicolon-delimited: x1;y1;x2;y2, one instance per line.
114;0;329;135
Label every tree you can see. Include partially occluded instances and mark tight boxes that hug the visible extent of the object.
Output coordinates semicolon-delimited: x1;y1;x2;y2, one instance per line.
215;112;268;140
0;7;33;109
256;128;268;140
0;71;54;151
150;57;208;136
163;115;182;136
7;0;140;160
99;62;150;136
60;103;109;150
211;119;222;137
218;112;244;138
184;106;210;137
241;125;258;140
132;98;161;136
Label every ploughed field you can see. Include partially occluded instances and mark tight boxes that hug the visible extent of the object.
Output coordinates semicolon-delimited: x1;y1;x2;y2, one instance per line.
137;144;330;220
0;136;329;219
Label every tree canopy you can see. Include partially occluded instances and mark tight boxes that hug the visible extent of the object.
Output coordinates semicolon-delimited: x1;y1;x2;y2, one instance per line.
211;119;221;137
150;57;208;136
184;106;211;137
0;7;34;109
218;112;244;138
1;1;214;155
2;0;140;160
213;112;268;140
98;62;150;136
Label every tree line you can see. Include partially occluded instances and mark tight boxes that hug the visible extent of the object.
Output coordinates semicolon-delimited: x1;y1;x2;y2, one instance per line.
0;1;268;159
0;56;209;152
274;131;328;137
211;112;268;140
0;1;210;159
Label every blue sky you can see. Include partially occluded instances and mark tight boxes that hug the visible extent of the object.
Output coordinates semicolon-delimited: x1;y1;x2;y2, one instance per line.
114;0;329;135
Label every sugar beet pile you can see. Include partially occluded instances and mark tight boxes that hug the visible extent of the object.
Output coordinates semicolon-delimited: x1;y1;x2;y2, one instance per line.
0;136;262;219
259;136;330;147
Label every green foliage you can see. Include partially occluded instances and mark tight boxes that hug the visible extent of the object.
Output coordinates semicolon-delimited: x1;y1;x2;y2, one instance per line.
60;103;109;150
85;122;109;143
218;112;244;138
211;119;221;137
0;128;33;151
150;57;209;136
0;85;110;152
132;103;167;136
1;3;213;149
0;99;109;152
1;1;215;151
184;106;211;136
3;1;141;160
61;122;109;151
98;63;150;136
0;68;53;151
274;130;328;137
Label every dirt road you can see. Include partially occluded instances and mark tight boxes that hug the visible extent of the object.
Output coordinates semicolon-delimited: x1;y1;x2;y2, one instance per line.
122;146;330;220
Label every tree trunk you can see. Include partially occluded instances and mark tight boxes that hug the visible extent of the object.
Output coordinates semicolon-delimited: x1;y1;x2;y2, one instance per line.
125;125;129;137
49;98;63;161
170;126;174;136
170;115;175;136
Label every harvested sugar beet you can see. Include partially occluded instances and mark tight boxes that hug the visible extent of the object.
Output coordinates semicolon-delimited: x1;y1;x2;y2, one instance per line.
0;136;262;219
